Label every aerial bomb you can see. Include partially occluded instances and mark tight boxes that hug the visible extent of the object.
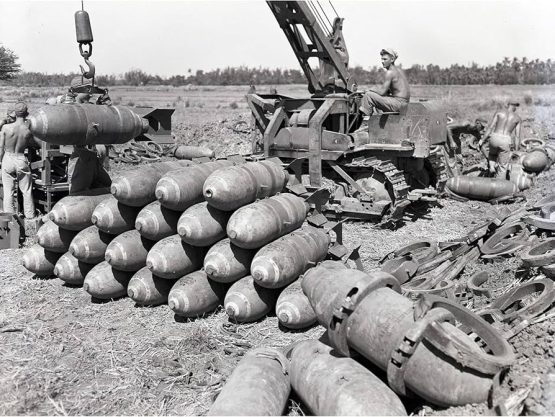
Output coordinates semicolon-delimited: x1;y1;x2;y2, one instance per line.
251;225;330;288
203;160;287;211
207;348;290;416
227;193;308;249
29;104;149;145
290;340;407;416
446;176;518;201
203;238;255;283
167;271;228;317
522;149;549;172
69;225;114;264
127;267;176;306
276;279;317;329
110;160;194;207
509;163;533;191
155;160;234;211
177;202;230;247
22;245;62;276
37;221;78;253
54;252;95;285
91;195;141;235
146;234;206;279
83;261;134;299
224;275;280;322
104;230;155;272
48;189;111;231
302;261;515;407
173;144;215;160
135;201;181;241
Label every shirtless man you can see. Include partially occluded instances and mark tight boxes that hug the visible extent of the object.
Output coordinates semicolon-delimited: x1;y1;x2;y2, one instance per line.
0;102;35;218
478;101;522;178
360;48;410;115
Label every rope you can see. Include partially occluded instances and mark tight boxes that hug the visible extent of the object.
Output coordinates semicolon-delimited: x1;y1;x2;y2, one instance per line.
329;0;339;18
307;0;331;37
316;0;334;30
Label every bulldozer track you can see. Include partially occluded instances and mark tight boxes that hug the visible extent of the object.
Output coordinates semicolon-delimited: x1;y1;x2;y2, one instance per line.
427;147;451;192
343;157;411;216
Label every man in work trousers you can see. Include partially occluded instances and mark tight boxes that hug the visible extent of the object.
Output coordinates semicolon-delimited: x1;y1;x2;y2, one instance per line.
360;48;411;116
478;101;522;179
0;102;36;219
67;145;111;195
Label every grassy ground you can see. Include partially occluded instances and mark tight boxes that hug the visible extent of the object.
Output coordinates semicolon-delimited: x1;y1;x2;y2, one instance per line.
0;84;554;415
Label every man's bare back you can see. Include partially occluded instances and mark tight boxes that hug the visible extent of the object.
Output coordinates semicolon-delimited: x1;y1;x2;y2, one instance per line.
490;111;521;136
0;120;34;155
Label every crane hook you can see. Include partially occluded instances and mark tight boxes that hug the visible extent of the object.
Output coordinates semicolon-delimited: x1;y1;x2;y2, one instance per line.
79;58;95;79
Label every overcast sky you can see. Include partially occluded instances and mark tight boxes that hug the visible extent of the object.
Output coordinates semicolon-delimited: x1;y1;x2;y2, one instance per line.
0;0;554;77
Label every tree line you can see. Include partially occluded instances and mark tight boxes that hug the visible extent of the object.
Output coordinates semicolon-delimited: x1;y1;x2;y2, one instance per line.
2;57;554;87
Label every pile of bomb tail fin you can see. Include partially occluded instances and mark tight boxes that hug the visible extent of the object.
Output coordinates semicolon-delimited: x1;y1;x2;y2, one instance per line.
22;155;555;415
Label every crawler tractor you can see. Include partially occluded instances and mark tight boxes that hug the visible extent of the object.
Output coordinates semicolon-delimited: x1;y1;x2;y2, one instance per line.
247;1;451;221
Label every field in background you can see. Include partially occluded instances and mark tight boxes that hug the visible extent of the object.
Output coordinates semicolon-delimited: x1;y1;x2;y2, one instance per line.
1;84;554;133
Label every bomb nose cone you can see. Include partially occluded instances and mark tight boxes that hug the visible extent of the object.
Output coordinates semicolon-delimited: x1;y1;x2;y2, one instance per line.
278;311;291;324
204;264;216;276
228;230;237;239
177;223;191;238
83;282;90;292
104;250;113;263
251;267;269;283
135;219;145;232
225;302;239;318
22;253;31;268
204;188;214;199
53;265;60;276
127;288;135;299
155;187;167;201
168;293;188;313
91;213;99;225
110;183;119;196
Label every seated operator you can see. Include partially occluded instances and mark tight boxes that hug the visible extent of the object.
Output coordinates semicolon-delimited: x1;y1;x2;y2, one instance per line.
360;48;410;116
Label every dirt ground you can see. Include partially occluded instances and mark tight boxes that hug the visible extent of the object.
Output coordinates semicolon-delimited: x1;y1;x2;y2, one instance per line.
0;84;554;416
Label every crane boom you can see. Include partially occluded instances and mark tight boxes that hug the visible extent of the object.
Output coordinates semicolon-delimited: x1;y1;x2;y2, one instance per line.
266;1;350;94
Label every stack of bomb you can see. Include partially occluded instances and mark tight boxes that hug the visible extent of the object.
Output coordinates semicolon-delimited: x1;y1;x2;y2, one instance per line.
149;158;319;324
23;189;111;281
87;160;196;302
159;158;324;327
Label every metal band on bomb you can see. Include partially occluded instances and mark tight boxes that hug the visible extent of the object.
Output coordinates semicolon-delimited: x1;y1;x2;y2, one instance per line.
167;271;228;317
177;202;230;247
203;160;288;211
226;193;308;249
146;235;206;279
155;160;234;211
135;201;181;241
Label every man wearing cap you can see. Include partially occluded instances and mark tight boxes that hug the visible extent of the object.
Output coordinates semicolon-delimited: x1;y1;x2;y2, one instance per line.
0;102;36;218
360;48;410;116
478;101;522;178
